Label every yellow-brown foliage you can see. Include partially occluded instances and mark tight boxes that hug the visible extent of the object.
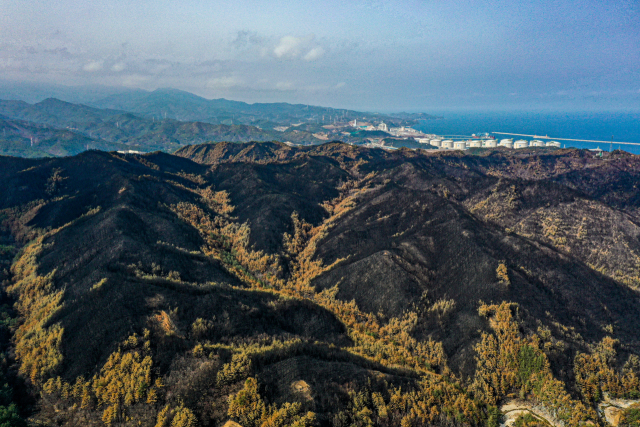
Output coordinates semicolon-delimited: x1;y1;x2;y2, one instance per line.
472;302;596;425
7;207;104;386
283;212;313;256
334;377;484;427
42;333;161;425
574;336;640;402
427;298;456;322
227;378;315;427
155;310;180;336
217;352;252;387
171;202;281;289
155;404;198;427
8;237;64;383
190;318;214;340
198;187;235;215
283;211;344;297
314;286;447;374
496;263;510;285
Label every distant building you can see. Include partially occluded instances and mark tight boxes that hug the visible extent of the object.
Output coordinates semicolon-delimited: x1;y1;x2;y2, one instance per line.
546;141;561;147
531;139;546;147
469;140;482;148
377;122;388;132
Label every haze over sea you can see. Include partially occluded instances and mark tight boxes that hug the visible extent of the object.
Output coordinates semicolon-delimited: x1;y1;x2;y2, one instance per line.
415;111;640;154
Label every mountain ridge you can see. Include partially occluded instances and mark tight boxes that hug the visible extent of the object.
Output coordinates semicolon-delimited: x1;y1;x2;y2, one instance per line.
2;143;640;426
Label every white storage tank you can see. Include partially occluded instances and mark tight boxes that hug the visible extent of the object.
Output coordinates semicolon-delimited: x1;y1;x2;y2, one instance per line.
430;139;442;147
441;139;454;149
499;139;514;148
531;139;545;147
483;139;498;148
453;141;466;150
546;141;561;147
469;140;482;148
514;140;529;149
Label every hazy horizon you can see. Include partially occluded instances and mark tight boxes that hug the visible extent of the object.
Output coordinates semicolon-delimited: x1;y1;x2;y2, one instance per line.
2;0;639;112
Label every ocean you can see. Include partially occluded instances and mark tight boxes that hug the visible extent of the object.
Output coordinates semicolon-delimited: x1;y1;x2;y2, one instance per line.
414;110;640;154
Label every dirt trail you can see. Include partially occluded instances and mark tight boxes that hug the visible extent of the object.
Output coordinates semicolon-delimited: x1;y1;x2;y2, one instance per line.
598;394;640;427
500;400;561;427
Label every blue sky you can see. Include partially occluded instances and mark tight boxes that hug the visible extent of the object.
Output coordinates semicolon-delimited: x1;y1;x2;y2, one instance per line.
1;0;638;111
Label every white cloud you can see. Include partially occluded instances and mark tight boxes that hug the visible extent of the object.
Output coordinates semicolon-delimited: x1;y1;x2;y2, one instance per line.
83;60;103;72
271;35;326;62
303;47;325;61
274;36;305;58
111;62;126;72
206;76;244;89
335;82;346;89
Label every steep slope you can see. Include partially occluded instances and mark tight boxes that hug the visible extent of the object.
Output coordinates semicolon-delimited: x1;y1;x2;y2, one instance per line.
1;149;436;426
2;143;640;427
179;143;640;376
308;156;640;374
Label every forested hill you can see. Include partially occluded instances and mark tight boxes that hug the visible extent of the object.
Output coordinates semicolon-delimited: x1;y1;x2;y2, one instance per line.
84;87;440;127
0;98;325;157
1;143;640;426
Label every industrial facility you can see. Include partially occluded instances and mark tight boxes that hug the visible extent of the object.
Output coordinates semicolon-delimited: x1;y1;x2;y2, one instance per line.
423;137;561;150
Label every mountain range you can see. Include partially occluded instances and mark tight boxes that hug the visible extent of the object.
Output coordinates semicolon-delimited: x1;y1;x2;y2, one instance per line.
1;142;639;426
0;88;440;158
0;81;438;127
0;98;322;157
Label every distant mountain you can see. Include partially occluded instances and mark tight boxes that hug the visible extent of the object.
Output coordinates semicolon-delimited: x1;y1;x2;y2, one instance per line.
92;88;437;127
0;82;441;128
0;80;142;105
0;88;441;158
0;98;123;127
0;98;323;154
0;117;128;157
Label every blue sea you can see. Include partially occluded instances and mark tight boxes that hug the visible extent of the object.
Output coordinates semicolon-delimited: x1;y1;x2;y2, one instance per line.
414;111;640;154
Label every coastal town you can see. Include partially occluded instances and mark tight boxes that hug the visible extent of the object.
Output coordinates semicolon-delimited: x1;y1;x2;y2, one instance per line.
298;118;564;150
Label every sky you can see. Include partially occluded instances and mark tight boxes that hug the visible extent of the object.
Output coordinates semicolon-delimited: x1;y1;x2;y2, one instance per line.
1;0;639;111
